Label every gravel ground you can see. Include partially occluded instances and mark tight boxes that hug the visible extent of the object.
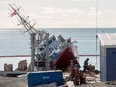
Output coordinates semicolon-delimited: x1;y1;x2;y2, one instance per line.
0;76;116;87
0;76;27;87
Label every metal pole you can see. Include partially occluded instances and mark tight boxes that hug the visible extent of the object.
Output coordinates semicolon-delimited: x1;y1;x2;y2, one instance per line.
45;33;49;70
36;33;41;71
31;33;35;71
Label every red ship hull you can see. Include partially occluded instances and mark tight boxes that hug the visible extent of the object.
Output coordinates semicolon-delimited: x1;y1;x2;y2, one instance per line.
49;44;77;71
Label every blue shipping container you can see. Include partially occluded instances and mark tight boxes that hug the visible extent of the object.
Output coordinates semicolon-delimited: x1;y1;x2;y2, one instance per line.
99;33;116;81
27;70;64;87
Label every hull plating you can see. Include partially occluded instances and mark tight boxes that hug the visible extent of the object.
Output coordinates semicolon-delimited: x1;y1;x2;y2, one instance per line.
50;44;77;70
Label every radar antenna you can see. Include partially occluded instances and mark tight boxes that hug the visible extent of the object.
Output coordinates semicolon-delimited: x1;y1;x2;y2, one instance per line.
8;3;37;34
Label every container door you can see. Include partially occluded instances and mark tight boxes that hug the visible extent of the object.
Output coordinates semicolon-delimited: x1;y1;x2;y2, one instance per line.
106;48;116;81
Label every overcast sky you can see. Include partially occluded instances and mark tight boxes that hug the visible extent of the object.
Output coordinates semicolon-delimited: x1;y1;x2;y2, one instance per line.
0;0;116;28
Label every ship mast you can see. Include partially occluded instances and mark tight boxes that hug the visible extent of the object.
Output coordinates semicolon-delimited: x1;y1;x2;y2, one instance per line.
9;4;49;71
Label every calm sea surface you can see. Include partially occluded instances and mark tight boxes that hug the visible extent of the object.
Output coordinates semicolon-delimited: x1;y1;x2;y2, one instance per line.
0;28;116;70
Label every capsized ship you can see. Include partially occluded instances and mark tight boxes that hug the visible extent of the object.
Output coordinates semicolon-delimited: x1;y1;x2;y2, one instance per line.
36;34;78;70
9;4;78;71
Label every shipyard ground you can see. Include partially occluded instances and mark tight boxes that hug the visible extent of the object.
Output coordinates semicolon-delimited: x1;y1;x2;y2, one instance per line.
0;76;27;87
0;74;116;87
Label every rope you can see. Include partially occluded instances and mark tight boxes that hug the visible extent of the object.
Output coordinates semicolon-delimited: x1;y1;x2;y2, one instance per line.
95;0;98;69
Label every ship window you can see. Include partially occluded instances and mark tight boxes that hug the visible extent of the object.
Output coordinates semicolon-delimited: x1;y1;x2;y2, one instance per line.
49;48;52;52
39;48;44;51
43;53;46;57
43;44;46;47
41;53;46;57
41;53;43;57
49;39;52;44
52;36;56;41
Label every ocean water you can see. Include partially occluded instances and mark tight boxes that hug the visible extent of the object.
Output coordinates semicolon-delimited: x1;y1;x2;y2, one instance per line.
0;28;116;71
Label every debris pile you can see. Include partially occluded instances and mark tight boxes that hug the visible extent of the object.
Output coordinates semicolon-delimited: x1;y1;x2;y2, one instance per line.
16;60;27;71
4;63;13;71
